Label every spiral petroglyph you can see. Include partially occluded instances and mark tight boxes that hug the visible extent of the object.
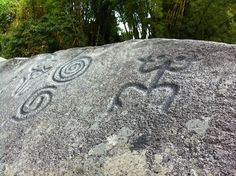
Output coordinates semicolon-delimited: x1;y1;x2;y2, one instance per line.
12;86;56;121
53;56;92;83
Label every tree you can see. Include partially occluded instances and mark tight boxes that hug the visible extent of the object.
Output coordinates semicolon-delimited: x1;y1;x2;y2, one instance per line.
0;0;235;59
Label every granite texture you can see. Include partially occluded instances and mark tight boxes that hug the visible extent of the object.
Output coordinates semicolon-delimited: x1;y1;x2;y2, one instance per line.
0;39;236;176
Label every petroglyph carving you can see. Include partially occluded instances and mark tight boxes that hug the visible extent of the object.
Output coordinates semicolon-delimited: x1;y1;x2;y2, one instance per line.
109;54;197;112
12;55;93;121
52;56;92;83
12;86;56;121
14;65;52;97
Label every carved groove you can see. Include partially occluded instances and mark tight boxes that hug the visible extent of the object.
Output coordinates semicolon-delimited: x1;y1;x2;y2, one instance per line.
108;83;148;112
108;53;198;113
53;56;92;83
152;83;179;112
168;55;193;72
12;86;56;121
14;77;30;97
14;65;52;97
138;54;168;73
0;88;3;95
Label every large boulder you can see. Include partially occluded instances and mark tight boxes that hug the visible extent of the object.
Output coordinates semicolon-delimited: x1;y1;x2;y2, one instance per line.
0;39;235;175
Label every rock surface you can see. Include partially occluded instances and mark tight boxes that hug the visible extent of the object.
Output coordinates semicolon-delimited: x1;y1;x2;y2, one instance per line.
0;57;6;63
0;39;236;175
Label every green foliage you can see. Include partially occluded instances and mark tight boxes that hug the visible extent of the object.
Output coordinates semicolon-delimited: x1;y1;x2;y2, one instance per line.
0;13;88;58
0;0;235;59
0;0;17;33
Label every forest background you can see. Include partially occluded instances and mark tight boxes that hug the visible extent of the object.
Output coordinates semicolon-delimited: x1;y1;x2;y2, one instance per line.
0;0;235;59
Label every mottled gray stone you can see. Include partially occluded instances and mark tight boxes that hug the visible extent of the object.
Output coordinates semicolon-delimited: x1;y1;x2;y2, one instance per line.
0;39;236;176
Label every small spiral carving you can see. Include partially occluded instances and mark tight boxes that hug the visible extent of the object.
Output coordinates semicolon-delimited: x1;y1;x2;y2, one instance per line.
12;86;56;121
53;56;92;83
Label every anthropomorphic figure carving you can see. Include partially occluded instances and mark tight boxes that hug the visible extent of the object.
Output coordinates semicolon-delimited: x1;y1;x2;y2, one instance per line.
109;54;197;112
